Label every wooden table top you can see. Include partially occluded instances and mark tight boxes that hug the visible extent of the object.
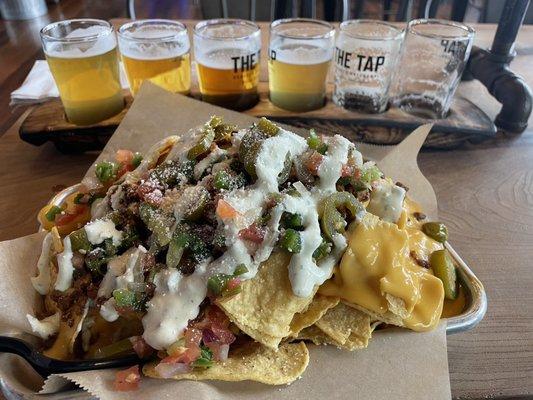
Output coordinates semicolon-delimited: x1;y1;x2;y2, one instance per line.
0;17;532;399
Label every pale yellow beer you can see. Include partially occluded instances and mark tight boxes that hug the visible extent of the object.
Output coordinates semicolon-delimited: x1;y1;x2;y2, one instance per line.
122;53;191;95
41;20;124;126
46;49;123;125
269;19;334;112
194;19;261;110
268;45;331;111
196;48;260;110
118;20;191;96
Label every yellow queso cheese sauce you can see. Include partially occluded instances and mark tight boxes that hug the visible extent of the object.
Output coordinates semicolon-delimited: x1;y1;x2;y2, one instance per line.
320;201;445;332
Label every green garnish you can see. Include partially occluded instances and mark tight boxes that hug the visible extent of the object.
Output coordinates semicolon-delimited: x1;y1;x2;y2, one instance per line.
69;228;91;252
422;222;448;243
85;248;108;276
139;203;175;246
257;117;279;136
281;212;304;230
280;229;302;253
312;239;332;261
131;152;143;168
188;128;215;160
360;165;382;186
113;288;136;307
103;238;117;257
207;274;233;296
45;205;62;222
307;129;328;155
113;288;146;311
73;193;85;204
233;264;248;276
193;345;213;369
213;170;232;190
95;161;118;183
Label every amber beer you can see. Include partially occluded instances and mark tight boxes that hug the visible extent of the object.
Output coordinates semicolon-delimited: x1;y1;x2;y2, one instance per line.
268;44;331;112
194;19;261;111
268;19;334;112
41;20;124;126
118;20;191;96
196;49;260;110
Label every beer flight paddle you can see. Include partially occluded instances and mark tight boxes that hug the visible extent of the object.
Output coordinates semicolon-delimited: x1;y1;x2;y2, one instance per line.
23;18;494;151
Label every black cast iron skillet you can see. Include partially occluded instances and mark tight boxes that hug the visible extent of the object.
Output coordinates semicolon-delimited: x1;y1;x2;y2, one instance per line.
0;334;139;377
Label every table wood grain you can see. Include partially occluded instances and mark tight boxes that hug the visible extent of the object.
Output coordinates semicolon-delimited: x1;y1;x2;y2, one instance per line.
0;18;532;399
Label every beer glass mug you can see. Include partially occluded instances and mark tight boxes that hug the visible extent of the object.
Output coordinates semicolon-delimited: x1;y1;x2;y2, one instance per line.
333;20;403;113
118;20;191;96
40;19;124;126
268;18;335;112
393;19;474;119
194;19;261;111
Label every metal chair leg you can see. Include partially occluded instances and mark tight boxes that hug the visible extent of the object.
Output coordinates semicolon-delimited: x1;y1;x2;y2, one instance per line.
465;0;532;132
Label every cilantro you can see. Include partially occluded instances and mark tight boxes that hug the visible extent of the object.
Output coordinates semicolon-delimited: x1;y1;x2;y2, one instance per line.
193;345;213;369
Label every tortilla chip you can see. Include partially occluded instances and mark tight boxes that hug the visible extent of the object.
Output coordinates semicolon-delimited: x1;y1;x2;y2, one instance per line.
314;303;373;348
297;325;338;346
289;295;339;337
217;252;315;349
144;342;309;385
346;301;405;328
385;293;410;320
50;226;62;252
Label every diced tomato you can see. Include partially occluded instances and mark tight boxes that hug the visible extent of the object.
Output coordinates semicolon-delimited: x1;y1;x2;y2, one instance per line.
216;199;238;219
226;278;241;292
206;306;231;328
54;212;77;226
353;168;361;180
238;224;265;243
55;204;88;227
306;151;323;175
341;164;354;178
183;345;201;363
137;181;163;205
116;163;135;179
114;365;140;392
184;327;203;347
161;344;200;365
130;336;154;358
116;149;134;165
211;325;236;345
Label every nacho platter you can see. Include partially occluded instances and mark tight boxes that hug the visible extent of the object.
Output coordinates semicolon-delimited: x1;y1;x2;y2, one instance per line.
41;182;486;338
17;115;484;396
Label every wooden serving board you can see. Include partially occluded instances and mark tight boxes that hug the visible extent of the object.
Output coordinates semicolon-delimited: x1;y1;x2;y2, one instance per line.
19;83;496;153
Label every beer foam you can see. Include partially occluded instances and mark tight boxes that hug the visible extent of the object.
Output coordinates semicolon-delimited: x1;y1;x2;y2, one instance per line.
336;34;398;53
45;25;116;58
196;48;257;70
197;24;257;39
118;25;190;60
119;41;189;61
272;44;332;65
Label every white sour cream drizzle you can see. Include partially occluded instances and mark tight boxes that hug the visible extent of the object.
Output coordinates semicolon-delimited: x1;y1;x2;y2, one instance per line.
98;246;147;322
55;237;74;292
85;219;123;246
219;132;357;296
142;267;207;350
31;232;53;295
118;127;364;349
193;145;227;180
26;312;60;339
367;178;406;223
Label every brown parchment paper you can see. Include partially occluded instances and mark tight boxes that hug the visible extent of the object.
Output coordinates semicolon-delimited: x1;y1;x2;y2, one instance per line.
0;83;450;400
